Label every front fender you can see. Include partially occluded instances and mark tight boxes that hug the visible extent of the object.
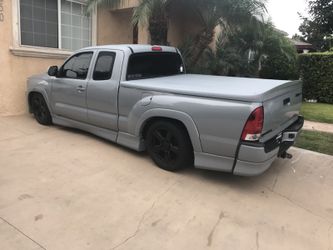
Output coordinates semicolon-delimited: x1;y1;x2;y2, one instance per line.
27;78;53;114
135;108;203;152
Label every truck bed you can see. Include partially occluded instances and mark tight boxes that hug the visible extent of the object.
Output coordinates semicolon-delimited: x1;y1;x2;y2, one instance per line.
121;74;301;103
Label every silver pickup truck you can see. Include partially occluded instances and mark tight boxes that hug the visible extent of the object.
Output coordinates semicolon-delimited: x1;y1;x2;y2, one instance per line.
27;44;304;176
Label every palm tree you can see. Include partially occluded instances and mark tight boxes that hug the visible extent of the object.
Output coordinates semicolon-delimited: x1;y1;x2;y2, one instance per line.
86;0;170;45
87;0;266;48
132;0;170;45
176;0;267;67
201;22;298;78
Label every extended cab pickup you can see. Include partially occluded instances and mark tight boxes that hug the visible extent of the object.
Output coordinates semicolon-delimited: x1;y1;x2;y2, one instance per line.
27;44;304;176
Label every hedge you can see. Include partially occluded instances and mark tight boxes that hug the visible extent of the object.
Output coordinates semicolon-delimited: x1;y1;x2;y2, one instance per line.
299;52;333;104
260;54;299;80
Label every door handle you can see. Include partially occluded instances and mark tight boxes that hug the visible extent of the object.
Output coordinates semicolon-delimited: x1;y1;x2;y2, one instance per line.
76;85;86;93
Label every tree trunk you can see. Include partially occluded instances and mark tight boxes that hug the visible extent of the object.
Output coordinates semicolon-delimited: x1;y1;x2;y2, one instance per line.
149;11;168;45
189;28;215;66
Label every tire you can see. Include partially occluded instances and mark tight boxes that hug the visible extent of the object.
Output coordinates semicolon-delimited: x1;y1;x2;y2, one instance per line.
145;120;193;171
30;93;52;125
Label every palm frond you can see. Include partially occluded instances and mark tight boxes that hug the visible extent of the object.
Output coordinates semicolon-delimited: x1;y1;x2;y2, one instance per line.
132;0;153;26
132;0;168;26
85;0;122;14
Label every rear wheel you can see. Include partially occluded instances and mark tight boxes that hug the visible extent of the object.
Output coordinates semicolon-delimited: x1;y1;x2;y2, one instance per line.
30;93;52;125
145;121;193;171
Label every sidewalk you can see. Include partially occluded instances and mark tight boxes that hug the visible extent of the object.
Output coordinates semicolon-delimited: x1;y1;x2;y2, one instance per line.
303;120;333;133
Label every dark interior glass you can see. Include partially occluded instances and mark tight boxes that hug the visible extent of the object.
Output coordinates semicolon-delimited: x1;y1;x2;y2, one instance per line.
127;52;184;81
58;52;93;79
93;52;116;81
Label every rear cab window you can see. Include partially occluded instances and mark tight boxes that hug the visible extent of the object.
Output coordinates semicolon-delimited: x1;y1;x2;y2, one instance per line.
126;52;184;81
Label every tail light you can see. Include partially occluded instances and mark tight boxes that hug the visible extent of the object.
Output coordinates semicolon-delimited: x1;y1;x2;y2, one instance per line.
241;106;264;141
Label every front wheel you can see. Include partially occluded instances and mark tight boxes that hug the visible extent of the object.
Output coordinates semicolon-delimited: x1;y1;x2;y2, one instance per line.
145;121;193;171
30;93;52;125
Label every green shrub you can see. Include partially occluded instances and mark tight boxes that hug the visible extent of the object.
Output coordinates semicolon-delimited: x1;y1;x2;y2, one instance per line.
259;54;299;80
299;53;333;104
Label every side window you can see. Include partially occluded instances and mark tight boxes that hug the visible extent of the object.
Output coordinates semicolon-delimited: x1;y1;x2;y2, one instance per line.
58;52;93;79
93;52;116;81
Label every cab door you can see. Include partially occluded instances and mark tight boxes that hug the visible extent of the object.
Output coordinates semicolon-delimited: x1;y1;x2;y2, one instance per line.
51;51;94;123
86;50;124;131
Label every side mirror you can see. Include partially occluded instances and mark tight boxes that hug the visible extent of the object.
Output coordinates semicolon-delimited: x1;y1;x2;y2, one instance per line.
48;66;58;76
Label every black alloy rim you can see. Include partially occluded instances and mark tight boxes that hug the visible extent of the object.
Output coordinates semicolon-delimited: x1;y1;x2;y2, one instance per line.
151;128;180;163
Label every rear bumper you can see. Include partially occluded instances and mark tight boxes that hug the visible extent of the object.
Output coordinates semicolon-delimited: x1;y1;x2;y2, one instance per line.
233;116;304;176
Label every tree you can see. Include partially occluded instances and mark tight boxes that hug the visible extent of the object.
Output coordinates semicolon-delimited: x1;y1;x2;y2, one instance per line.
132;0;170;45
176;0;266;67
292;33;306;42
186;22;299;79
299;0;333;51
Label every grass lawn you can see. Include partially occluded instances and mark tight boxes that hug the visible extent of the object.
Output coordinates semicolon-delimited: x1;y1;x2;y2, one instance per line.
295;130;333;156
301;102;333;124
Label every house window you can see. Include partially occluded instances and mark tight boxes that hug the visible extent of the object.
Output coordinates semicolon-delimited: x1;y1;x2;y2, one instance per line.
60;0;92;50
19;0;92;51
20;0;58;48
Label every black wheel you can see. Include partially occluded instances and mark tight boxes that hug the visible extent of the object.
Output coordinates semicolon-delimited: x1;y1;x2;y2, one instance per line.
30;93;52;125
145;121;193;171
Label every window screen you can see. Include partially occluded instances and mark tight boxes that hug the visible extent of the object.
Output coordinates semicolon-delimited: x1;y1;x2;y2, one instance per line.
20;0;58;48
19;0;92;50
61;0;92;51
59;52;93;79
93;52;116;81
127;52;184;81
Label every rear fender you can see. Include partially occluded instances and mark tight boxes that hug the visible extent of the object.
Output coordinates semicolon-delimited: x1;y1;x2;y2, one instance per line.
135;108;203;152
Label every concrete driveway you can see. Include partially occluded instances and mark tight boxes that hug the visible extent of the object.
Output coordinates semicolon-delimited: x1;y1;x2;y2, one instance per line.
0;115;332;250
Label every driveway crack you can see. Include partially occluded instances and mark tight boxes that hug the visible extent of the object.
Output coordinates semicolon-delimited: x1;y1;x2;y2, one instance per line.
110;180;179;250
207;211;224;247
271;173;279;192
328;223;333;250
0;216;47;250
256;231;260;250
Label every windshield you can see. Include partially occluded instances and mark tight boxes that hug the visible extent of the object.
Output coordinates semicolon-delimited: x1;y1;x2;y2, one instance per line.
126;52;184;81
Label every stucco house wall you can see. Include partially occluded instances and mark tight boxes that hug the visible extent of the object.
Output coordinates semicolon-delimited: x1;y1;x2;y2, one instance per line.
0;0;65;115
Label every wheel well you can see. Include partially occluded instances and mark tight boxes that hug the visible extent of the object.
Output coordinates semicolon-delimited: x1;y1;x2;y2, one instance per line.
141;117;193;148
28;92;43;112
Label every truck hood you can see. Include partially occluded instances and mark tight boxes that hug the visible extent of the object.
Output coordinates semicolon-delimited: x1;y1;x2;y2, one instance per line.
28;73;49;81
121;74;301;102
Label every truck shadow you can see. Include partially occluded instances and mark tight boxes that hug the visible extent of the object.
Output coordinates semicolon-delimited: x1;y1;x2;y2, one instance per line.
55;123;292;192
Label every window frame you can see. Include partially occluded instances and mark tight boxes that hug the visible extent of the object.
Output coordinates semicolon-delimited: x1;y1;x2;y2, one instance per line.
92;51;116;81
11;0;97;58
57;51;94;80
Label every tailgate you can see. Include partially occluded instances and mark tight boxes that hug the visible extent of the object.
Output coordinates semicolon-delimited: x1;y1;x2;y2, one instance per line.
262;80;302;140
